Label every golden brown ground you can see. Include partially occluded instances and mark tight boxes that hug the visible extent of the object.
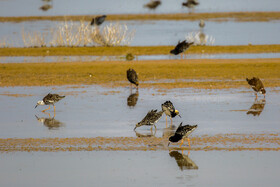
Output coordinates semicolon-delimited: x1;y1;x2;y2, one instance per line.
0;133;279;152
1;45;280;56
0;58;279;88
1;12;280;22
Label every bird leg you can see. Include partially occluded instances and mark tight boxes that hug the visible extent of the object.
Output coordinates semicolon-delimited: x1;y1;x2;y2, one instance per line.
53;105;56;113
130;84;132;93
180;53;183;59
187;138;191;148
170;117;173;126
42;105;51;112
180;139;184;148
165;115;168;128
255;93;258;99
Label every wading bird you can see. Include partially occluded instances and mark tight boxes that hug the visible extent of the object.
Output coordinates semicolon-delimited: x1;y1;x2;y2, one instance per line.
35;93;65;112
168;122;197;148
134;109;164;130
90;15;107;26
127;68;139;90
170;40;194;59
246;77;266;98
162;101;181;126
182;0;199;8
144;0;161;10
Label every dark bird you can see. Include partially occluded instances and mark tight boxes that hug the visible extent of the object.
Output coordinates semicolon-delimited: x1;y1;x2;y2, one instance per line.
39;4;52;11
170;40;194;58
162;101;181;126
35;115;64;130
144;0;161;10
182;0;199;8
90;15;107;26
169;151;198;170
127;91;139;108
35;93;65;112
134;109;164;130
168;122;197;148
246;77;266;98
127;68;139;89
247;99;266;116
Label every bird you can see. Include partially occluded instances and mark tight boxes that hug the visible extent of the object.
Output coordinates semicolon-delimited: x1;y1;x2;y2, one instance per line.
199;19;205;28
168;122;197;148
134;109;164;130
169;151;198;170
90;15;107;26
170;40;194;59
35;93;65;112
182;0;199;8
247;99;266;116
39;4;52;11
144;0;161;10
127;68;139;89
161;101;181;126
246;77;266;98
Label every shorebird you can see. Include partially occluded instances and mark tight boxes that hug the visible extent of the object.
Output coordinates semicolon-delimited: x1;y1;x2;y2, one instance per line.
127;68;139;89
182;0;199;8
144;0;161;10
246;77;266;98
170;40;194;59
162;101;181;126
35;93;65;112
168;122;197;148
134;109;164;130
199;19;205;28
39;4;52;11
90;15;107;26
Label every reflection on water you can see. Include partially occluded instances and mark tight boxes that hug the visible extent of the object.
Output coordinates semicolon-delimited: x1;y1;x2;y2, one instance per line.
127;90;139;108
135;129;156;138
169;151;198;170
35;113;64;130
247;99;266;116
162;125;176;138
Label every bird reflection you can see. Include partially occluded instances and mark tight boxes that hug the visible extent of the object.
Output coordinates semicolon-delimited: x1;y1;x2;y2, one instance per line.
135;129;156;138
35;112;64;130
162;125;176;139
127;90;139;108
247;99;266;116
169;151;198;170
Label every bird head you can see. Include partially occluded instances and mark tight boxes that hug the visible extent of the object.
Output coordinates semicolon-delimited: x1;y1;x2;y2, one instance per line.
175;110;181;118
134;123;141;131
260;88;266;95
35;100;45;108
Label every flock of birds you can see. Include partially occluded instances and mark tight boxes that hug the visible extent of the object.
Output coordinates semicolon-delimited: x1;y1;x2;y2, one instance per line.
144;0;200;10
35;68;266;148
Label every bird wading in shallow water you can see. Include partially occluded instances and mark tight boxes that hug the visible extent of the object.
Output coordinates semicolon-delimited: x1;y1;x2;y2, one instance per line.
246;77;266;99
182;0;199;8
162;101;181;127
127;68;139;90
134;109;164;131
170;40;194;59
144;0;161;10
168;122;197;148
90;15;107;26
35;93;65;113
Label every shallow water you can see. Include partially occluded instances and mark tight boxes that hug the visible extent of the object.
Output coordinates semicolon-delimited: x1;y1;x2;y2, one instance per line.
1;151;280;187
0;86;279;139
0;0;280;17
1;20;280;47
1;53;280;63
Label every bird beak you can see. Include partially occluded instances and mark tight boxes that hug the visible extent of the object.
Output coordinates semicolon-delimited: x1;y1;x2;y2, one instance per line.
35;104;38;108
264;93;266;98
134;126;137;131
178;114;181;118
168;142;170;146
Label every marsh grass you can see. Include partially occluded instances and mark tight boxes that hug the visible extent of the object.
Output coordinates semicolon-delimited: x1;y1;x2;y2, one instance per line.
1;20;135;48
186;31;215;46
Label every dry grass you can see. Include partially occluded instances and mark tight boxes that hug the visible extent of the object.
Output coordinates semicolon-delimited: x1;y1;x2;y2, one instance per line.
0;45;280;56
1;12;280;22
0;58;279;88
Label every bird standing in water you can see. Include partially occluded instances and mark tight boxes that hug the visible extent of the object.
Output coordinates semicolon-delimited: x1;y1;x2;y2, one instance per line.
127;68;139;90
246;77;266;98
35;93;65;113
168;122;197;148
162;101;181;127
134;109;164;131
144;0;161;10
